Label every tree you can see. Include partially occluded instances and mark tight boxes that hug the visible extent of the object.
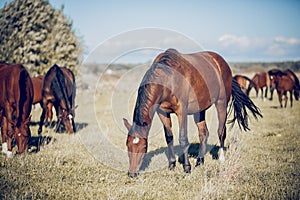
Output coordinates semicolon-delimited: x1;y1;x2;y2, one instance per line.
0;0;82;75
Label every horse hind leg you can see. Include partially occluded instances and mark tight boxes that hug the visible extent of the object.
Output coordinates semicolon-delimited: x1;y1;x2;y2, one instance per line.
215;101;227;162
284;91;288;108
290;91;293;107
158;111;176;170
194;111;209;167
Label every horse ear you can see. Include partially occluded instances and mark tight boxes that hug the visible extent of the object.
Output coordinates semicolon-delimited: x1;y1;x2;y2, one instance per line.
123;118;132;131
72;105;78;111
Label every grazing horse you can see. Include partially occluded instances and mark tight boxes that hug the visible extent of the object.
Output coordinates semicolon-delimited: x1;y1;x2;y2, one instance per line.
38;64;76;134
0;63;33;157
32;75;54;125
233;75;252;94
270;71;295;107
247;72;270;99
123;49;262;177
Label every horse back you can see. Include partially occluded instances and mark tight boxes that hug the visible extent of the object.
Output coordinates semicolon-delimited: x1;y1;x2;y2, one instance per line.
42;65;75;111
32;75;44;104
155;49;232;112
0;63;33;127
181;51;232;103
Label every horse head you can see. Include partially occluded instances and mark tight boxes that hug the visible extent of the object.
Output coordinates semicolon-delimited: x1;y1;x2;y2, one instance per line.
123;118;148;178
59;108;76;133
14;116;31;154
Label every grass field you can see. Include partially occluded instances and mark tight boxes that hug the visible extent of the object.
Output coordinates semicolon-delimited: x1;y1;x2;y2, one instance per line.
0;69;299;199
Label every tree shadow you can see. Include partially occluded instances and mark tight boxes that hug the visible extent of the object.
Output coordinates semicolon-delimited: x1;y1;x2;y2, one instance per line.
140;143;225;171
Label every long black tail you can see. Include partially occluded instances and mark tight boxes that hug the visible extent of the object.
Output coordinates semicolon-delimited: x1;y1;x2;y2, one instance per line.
228;79;262;131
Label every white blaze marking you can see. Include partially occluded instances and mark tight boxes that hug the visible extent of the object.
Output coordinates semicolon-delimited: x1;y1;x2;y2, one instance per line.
133;137;139;144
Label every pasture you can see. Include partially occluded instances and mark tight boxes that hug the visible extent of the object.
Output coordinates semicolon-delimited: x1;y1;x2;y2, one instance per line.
0;65;299;199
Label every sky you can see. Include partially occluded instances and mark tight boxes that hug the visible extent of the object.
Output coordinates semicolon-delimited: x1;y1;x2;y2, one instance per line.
1;0;300;63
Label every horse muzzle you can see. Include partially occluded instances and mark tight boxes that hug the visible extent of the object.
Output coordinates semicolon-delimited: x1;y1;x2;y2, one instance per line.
128;171;139;178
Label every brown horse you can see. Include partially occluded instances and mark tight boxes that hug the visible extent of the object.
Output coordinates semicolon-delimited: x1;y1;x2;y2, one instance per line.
38;64;76;134
32;75;54;125
233;75;252;94
283;69;300;100
0;63;33;157
247;72;270;99
268;69;282;100
123;49;262;177
270;71;295;107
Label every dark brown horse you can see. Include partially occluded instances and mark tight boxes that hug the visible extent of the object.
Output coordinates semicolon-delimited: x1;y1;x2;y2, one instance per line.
38;64;76;134
123;49;262;177
32;75;54;125
246;72;270;99
233;75;252;94
0;63;33;157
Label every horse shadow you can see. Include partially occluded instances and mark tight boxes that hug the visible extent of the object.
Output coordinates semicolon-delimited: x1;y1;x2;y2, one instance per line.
26;121;88;153
27;135;55;154
29;121;89;132
140;143;224;171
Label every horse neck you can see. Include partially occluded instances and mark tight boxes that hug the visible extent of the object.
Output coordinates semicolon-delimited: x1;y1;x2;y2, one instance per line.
133;83;161;129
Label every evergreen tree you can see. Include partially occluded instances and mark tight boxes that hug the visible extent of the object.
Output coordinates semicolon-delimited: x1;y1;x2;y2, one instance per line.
0;0;82;75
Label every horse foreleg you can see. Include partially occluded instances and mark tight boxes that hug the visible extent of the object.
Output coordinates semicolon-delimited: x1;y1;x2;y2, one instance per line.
216;101;227;162
158;111;176;170
284;91;288;108
1;117;8;154
261;88;264;100
289;91;293;107
264;86;268;99
177;107;190;173
45;103;53;127
194;111;208;167
38;99;48;135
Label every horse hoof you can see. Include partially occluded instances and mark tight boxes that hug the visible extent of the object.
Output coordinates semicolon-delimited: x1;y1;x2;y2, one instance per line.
38;128;42;135
195;157;204;167
169;161;176;170
1;142;8;154
6;151;13;158
183;164;191;174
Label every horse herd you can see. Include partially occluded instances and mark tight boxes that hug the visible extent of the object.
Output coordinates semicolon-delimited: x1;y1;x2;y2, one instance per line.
233;69;299;108
0;63;76;158
0;49;298;178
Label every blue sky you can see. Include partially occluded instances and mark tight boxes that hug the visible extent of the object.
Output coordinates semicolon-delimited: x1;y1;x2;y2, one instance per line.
1;0;300;63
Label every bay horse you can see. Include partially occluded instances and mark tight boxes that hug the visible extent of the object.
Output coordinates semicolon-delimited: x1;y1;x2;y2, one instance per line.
283;69;300;101
38;64;76;134
123;49;262;177
32;75;54;125
269;70;299;107
268;69;282;100
0;63;33;157
271;71;294;107
233;75;252;94
246;72;270;99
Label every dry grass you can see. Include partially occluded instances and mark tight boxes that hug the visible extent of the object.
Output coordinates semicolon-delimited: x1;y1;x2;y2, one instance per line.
1;73;300;199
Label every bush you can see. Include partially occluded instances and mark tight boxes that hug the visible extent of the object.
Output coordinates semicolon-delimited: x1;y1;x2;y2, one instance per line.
0;0;82;75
